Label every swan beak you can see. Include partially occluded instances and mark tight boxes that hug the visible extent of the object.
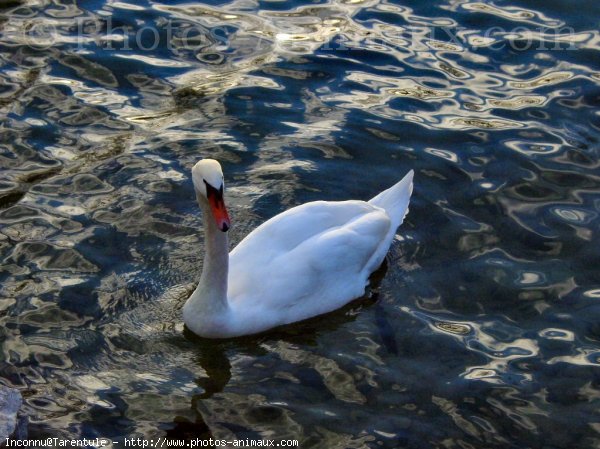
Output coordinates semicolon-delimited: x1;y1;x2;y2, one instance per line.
207;185;231;232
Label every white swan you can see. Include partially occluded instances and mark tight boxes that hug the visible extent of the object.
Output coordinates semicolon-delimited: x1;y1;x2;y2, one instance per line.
183;159;414;338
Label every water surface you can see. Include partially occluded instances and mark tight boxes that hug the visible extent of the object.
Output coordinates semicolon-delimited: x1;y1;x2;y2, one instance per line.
0;0;599;447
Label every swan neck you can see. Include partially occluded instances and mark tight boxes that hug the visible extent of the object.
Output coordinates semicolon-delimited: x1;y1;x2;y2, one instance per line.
184;197;230;333
200;197;229;305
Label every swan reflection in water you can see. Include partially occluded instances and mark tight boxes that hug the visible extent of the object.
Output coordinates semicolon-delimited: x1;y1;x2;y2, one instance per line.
167;258;393;438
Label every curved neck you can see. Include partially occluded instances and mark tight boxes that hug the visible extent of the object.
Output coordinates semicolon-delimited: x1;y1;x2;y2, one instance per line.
184;197;229;332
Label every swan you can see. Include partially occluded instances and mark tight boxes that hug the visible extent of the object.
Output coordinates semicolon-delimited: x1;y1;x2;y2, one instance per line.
183;159;414;338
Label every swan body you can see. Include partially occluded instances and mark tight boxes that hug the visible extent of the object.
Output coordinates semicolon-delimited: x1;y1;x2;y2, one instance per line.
183;159;414;338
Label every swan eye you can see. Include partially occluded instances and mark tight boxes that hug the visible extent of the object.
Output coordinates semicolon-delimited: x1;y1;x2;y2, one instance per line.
203;180;223;198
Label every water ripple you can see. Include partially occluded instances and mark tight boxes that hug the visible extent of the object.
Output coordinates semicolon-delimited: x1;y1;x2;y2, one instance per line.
0;0;599;446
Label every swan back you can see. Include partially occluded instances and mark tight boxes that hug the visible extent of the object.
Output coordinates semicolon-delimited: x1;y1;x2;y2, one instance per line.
226;200;392;333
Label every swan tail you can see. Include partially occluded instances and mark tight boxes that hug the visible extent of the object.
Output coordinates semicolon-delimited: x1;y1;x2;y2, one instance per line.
368;170;414;228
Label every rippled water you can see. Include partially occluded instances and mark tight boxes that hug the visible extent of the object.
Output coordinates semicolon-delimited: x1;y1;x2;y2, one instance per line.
1;0;599;446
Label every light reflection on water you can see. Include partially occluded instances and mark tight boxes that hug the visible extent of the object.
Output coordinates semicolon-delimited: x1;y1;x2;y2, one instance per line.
0;0;599;447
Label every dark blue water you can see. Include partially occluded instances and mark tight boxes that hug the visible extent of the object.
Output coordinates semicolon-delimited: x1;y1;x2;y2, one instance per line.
0;0;599;447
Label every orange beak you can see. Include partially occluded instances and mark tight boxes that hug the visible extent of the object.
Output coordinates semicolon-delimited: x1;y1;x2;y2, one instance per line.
206;184;230;232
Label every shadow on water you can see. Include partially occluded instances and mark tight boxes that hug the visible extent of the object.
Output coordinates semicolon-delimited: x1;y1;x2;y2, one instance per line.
166;261;391;438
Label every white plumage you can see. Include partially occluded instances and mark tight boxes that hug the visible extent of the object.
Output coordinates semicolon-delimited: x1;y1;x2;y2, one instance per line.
183;159;413;338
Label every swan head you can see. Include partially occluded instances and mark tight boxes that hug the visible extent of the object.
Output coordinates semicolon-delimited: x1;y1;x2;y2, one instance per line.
192;159;231;232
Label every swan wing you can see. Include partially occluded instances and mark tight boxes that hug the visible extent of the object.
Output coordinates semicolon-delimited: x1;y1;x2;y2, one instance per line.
227;200;391;327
